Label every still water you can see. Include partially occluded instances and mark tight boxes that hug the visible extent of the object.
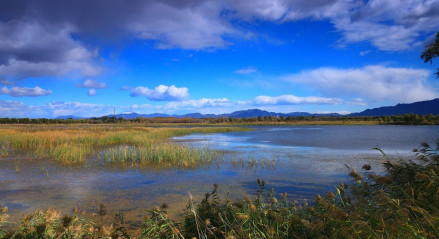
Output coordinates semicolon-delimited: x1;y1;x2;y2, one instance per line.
1;125;438;227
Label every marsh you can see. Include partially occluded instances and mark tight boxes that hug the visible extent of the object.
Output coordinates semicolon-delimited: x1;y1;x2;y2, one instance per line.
0;125;438;228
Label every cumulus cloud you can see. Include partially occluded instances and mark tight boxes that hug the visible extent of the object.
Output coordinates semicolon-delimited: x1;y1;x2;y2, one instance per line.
283;65;438;103
77;79;107;89
253;95;343;105
76;79;107;96
0;86;52;97
234;67;258;74
128;85;189;101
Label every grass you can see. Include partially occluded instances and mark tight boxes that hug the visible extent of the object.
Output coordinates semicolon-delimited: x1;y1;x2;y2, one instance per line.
1;142;438;238
0;124;250;166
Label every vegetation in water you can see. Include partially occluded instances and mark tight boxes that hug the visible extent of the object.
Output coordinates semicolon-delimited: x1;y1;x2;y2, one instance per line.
1;142;438;238
0;125;249;166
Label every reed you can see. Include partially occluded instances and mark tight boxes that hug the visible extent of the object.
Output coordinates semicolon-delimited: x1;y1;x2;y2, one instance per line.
98;144;221;168
0;125;249;165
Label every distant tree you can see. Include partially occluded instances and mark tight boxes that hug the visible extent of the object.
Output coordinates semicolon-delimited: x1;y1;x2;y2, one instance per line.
421;31;439;78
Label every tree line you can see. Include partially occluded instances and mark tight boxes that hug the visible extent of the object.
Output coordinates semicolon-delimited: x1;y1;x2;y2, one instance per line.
0;113;438;125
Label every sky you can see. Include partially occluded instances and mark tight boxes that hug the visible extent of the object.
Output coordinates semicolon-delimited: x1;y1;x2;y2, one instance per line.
0;0;439;118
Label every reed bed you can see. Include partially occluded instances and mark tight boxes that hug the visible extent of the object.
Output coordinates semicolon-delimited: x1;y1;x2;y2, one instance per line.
1;142;438;238
99;144;221;168
0;125;249;165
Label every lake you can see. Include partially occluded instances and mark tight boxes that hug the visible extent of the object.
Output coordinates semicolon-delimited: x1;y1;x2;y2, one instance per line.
1;125;438;228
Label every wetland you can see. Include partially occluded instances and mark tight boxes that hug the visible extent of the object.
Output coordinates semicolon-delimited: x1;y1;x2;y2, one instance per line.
0;125;439;238
1;124;438;232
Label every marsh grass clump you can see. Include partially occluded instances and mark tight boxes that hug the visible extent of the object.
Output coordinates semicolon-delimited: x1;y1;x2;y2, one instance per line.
2;208;95;239
0;206;9;238
0;125;248;166
138;205;184;239
99;144;220;168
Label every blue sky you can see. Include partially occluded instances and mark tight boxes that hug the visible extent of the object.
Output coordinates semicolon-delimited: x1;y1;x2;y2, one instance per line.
0;0;438;118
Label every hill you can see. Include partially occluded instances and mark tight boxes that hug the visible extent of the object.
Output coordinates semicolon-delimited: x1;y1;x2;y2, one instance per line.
350;98;439;116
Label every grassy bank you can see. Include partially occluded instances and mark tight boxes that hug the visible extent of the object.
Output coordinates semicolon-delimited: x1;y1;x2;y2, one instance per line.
1;142;438;238
0;124;249;166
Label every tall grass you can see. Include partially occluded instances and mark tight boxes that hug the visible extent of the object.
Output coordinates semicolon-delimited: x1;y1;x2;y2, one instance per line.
0;125;249;165
99;144;221;168
2;142;438;238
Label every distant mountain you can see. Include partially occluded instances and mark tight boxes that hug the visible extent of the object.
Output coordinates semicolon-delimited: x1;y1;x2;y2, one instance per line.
227;109;280;118
55;115;82;119
285;112;313;117
104;109;341;119
111;113;172;119
350;98;439;116
57;99;439;120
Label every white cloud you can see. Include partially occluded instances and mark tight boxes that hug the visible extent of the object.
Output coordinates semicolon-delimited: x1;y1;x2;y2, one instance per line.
77;79;107;89
76;80;106;96
133;1;239;49
129;84;189;101
224;0;439;51
331;0;439;51
359;51;370;56
283;65;438;103
163;98;233;109
234;67;258;74
88;89;97;96
0;100;112;118
253;95;344;105
0;86;52;97
0;100;29;117
46;101;113;118
350;98;367;106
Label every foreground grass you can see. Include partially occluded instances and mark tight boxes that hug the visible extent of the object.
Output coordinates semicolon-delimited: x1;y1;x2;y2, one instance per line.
1;142;438;238
0;124;249;166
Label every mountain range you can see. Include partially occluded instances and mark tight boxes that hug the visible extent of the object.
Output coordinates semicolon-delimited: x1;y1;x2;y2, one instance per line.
56;98;439;119
349;98;439;116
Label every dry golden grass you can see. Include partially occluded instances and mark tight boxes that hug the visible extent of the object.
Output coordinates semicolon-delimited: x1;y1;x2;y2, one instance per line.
0;124;249;166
